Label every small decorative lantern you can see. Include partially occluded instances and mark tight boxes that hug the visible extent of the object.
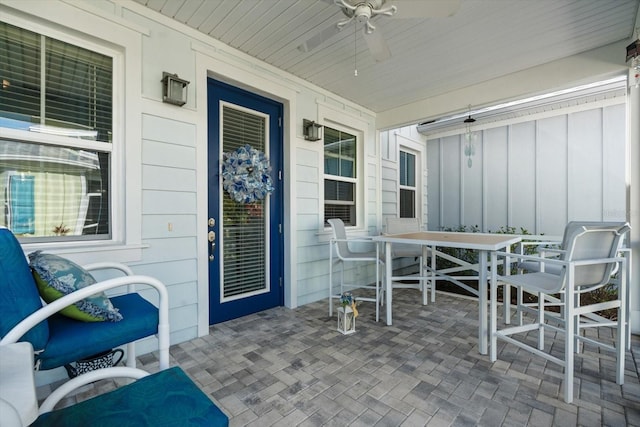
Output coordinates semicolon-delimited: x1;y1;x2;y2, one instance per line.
337;305;356;335
337;292;357;335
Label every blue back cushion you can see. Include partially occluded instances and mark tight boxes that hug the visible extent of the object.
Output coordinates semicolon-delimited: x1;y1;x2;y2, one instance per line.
0;228;49;349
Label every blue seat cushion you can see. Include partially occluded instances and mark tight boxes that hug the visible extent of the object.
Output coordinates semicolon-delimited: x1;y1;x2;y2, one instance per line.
0;228;49;350
37;293;158;370
32;367;229;427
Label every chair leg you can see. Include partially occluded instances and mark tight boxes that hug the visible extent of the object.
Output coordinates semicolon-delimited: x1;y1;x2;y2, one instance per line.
616;303;626;384
516;286;524;326
329;251;334;317
617;260;627;384
375;259;380;322
126;342;136;368
563;290;575;403
537;292;544;351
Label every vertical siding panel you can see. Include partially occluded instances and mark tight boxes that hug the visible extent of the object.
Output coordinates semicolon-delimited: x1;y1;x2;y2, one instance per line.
568;109;603;220
509;122;536;232
537;116;568;235
427;139;441;229
463;133;483;228
441;136;461;228
484;127;509;231
603;104;626;220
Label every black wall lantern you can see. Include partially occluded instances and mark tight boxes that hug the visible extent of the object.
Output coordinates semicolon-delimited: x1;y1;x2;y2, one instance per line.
161;72;190;106
303;119;323;141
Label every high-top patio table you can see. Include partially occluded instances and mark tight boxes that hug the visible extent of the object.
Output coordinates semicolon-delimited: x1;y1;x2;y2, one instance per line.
372;231;521;355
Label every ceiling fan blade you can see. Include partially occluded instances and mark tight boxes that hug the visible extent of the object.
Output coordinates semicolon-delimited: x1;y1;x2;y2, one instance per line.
364;27;391;62
298;23;343;53
391;0;461;20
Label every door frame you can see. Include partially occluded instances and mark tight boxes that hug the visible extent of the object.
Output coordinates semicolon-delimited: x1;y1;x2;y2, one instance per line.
207;78;284;324
194;64;299;338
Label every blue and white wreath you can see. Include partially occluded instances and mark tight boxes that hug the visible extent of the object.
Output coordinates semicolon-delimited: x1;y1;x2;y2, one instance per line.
221;145;274;204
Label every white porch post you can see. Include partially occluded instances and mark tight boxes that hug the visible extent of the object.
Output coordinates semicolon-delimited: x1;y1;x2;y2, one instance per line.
628;67;640;335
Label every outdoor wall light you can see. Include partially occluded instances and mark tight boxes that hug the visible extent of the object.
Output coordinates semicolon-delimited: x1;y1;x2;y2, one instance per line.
303;119;323;141
161;72;190;106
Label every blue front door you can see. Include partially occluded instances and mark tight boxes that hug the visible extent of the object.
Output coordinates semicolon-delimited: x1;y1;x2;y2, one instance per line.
207;79;284;324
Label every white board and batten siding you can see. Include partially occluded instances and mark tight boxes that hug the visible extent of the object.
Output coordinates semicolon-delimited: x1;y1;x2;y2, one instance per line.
427;102;627;237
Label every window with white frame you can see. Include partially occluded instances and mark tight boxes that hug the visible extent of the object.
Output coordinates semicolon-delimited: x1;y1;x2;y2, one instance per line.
324;126;357;226
0;21;112;241
399;150;416;218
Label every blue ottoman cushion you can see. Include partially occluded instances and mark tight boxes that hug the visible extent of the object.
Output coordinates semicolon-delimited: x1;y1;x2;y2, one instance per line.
32;367;229;426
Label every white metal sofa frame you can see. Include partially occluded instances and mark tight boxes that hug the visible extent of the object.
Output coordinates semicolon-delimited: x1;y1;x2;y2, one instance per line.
0;261;170;371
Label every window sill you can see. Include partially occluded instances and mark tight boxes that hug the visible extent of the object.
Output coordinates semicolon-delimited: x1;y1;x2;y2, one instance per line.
20;242;148;265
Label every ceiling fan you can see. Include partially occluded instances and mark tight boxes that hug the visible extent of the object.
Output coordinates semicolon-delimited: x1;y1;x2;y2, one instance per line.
298;0;460;62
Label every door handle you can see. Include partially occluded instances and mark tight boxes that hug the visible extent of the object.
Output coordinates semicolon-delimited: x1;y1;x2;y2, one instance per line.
208;230;216;261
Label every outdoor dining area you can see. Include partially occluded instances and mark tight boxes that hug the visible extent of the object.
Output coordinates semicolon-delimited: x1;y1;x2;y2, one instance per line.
327;218;635;405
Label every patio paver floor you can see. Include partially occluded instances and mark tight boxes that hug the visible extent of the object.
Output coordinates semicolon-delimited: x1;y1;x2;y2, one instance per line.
39;289;640;426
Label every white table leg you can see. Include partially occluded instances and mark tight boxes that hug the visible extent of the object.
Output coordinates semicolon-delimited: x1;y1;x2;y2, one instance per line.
503;245;511;324
478;250;488;355
490;251;498;361
385;241;393;325
421;245;428;306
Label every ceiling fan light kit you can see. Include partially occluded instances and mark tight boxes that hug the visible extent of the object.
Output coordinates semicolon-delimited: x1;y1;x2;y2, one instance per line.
335;0;397;34
297;1;461;68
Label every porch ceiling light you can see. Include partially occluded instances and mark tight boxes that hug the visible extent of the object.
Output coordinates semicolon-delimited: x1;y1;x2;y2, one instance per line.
161;72;189;106
463;105;476;168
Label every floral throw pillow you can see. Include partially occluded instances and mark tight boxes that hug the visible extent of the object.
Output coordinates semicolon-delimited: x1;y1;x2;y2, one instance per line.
29;251;123;322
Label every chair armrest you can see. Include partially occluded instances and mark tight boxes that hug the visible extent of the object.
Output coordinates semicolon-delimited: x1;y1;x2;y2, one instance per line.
517;240;561;255
82;262;134;277
38;367;150;415
0;398;23;427
497;251;624;267
330;237;374;243
496;251;567;266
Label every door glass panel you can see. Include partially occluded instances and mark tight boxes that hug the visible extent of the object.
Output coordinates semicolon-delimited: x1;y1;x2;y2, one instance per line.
221;105;269;299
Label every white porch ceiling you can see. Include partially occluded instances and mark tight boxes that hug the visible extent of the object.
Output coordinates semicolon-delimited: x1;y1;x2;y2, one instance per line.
134;0;640;116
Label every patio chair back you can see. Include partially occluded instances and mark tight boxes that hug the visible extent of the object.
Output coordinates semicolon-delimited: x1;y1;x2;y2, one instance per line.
384;217;422;258
560;222;630;291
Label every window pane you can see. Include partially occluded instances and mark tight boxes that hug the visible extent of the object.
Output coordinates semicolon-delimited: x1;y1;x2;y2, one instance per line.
221;105;268;298
325;204;355;226
324;127;356;178
400;189;415;218
324;126;357;226
0;22;112;143
46;38;112;142
0;139;110;239
400;151;415;187
0;23;41;124
324;179;354;202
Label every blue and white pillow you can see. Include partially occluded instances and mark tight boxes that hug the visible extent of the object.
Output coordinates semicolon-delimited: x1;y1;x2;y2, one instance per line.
29;251;123;322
